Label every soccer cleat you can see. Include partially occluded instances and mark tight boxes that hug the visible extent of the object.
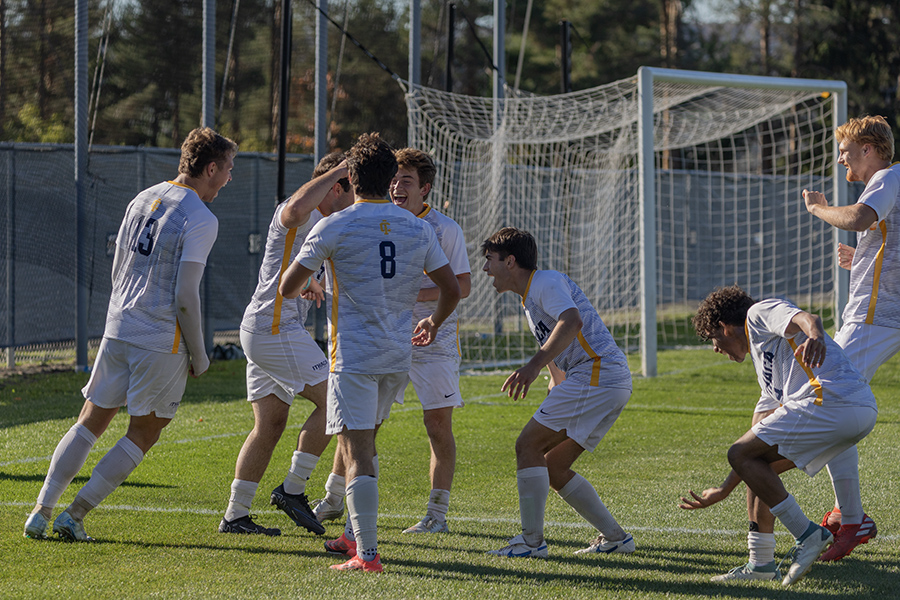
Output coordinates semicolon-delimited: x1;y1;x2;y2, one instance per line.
817;516;877;562
330;553;383;573
402;515;450;534
781;525;832;586
487;534;549;559
218;515;281;536
574;532;635;555
312;497;345;523
52;511;94;542
270;484;325;535
324;532;357;557
710;561;779;582
24;512;48;539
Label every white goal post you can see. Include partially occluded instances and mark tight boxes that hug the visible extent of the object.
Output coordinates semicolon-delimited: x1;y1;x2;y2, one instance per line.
405;67;848;377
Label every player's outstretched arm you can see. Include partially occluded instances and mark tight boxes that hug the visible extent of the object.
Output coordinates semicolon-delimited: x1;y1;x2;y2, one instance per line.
280;261;316;299
502;307;582;401
413;264;461;346
802;189;878;232
679;469;743;510
785;311;826;369
175;261;210;377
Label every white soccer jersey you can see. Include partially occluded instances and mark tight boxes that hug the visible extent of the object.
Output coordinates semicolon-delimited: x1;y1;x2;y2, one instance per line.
843;164;900;328
296;199;449;374
521;270;631;390
747;298;874;408
241;205;324;335
104;181;218;353
410;204;470;362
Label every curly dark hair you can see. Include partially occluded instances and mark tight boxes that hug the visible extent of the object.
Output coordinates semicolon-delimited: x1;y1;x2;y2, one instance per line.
692;285;756;340
347;132;397;198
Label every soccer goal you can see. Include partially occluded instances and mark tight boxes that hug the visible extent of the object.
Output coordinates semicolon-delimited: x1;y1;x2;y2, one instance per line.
405;67;848;376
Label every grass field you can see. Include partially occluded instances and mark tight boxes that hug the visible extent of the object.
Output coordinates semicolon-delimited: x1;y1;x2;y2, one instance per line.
1;349;899;599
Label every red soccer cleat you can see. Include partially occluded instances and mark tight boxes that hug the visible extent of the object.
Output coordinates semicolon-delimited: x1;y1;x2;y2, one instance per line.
330;553;383;573
817;515;877;562
820;509;842;535
324;532;357;557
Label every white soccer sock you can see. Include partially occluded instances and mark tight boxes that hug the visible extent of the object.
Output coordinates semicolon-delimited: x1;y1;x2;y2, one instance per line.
74;436;144;511
825;447;863;525
426;489;450;522
770;494;813;540
517;466;549;547
324;473;347;506
347;475;378;561
557;473;625;540
748;531;776;566
36;423;97;510
225;479;259;521
283;451;319;495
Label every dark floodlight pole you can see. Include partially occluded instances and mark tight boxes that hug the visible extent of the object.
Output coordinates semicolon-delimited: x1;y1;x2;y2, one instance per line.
75;0;88;370
560;20;571;93
446;3;455;92
277;0;291;205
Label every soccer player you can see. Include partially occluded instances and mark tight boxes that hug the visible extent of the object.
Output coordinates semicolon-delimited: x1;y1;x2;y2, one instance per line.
684;285;877;586
800;115;897;560
218;153;353;536
23;127;236;541
311;148;471;535
480;227;634;559
279;132;461;573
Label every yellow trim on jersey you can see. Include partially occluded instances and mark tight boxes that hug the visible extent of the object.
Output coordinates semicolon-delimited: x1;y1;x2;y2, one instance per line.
417;204;432;218
328;259;339;371
787;338;824;406
865;220;887;325
456;319;461;357
576;331;602;386
172;319;182;354
354;198;391;204
521;270;537;304
272;227;299;335
168;180;199;194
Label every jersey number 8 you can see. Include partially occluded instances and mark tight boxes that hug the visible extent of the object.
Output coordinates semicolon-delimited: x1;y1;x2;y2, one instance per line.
379;241;396;279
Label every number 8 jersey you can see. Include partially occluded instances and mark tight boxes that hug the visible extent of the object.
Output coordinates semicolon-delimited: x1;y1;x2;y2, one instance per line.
296;198;449;374
104;181;218;354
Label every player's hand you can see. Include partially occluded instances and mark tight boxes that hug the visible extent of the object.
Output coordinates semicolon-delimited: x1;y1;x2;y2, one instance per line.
802;189;828;214
190;354;210;378
502;363;540;401
794;336;826;369
300;278;325;308
679;487;727;510
838;242;855;270
412;317;439;346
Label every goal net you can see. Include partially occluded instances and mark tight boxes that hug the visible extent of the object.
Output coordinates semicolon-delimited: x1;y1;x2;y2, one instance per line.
404;68;846;375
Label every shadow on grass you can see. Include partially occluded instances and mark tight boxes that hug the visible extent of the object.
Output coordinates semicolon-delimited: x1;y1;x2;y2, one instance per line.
0;471;177;489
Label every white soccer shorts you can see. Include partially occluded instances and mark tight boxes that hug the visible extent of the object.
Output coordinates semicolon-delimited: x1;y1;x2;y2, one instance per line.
326;371;407;434
834;321;900;382
532;380;631;452
752;398;877;477
82;337;190;419
394;359;464;410
241;328;328;405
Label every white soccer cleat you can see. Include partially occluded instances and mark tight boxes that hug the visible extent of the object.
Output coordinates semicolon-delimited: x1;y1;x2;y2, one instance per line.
487;534;549;558
711;561;778;582
782;525;833;586
312;497;345;523
574;532;635;555
52;510;94;542
24;512;48;539
402;516;450;534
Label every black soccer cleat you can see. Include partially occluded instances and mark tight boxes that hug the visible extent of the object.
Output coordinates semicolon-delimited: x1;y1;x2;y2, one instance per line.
219;514;281;536
270;484;326;535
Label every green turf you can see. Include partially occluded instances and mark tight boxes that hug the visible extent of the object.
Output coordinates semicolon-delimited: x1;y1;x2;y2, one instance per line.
2;349;899;599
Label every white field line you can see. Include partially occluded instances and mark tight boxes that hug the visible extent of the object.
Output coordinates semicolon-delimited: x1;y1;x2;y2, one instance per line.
9;500;894;540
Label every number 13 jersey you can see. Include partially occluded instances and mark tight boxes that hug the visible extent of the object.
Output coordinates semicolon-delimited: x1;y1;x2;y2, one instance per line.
104;181;218;354
296;198;449;374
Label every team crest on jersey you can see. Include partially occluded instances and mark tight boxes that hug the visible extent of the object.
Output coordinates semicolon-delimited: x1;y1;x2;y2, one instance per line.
151;198;162;212
380;220;391;235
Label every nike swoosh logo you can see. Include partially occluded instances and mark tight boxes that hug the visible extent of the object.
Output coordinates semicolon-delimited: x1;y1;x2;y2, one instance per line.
444;393;455;398
539;408;549;415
